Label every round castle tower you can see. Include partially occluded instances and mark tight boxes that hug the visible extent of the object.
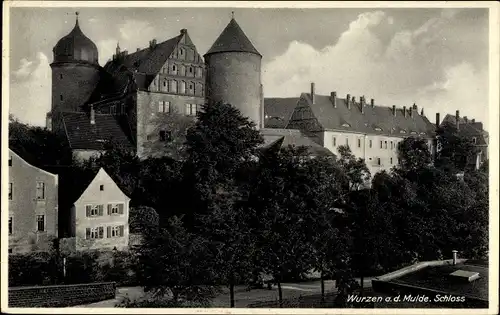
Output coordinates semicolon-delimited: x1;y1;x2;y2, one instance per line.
50;13;100;120
204;17;263;129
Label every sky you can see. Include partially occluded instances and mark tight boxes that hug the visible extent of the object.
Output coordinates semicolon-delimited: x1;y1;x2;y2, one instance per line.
8;6;490;130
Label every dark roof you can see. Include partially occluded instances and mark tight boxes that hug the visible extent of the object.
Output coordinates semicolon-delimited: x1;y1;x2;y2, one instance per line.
260;128;334;157
441;114;488;145
205;18;261;56
389;260;488;302
61;112;133;150
293;93;436;137
103;34;182;88
264;97;299;128
53;17;99;65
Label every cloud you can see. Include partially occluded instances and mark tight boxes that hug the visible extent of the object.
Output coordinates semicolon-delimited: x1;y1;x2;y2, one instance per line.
10;52;51;126
262;9;489;130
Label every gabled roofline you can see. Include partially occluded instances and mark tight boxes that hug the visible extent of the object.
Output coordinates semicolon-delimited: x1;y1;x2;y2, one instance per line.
9;148;59;182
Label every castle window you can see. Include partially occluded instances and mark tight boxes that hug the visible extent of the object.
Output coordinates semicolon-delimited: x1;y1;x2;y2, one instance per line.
369;139;372;148
172;65;177;75
37;215;45;232
390;141;393;149
400;130;406;134
159;130;171;142
358;138;361;148
377;158;381;166
374;127;382;131
332;137;336;147
196;67;202;78
380;141;383;149
9;183;12;200
179;65;186;76
158;101;170;113
185;103;197;116
36;181;45;200
390;157;393;164
163;81;166;87
346;138;349;146
179;48;184;56
9;217;12;235
189;67;193;74
100;185;104;191
60;74;63;79
9;156;12;166
60;94;63;101
472;137;477;144
384;141;388;149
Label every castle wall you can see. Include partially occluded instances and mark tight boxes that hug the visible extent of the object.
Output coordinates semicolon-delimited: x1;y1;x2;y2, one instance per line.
205;52;262;128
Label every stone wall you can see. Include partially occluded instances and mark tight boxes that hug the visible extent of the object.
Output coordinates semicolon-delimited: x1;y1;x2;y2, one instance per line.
8;282;116;308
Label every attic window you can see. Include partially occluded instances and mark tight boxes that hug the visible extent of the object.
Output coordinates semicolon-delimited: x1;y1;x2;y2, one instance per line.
100;185;104;191
374;127;382;131
420;132;426;135
400;130;407;134
342;123;350;128
410;131;417;135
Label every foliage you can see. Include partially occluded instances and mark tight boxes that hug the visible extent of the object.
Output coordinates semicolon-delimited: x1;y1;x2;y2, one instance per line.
8;252;60;286
397;137;432;171
8;115;74;168
116;295;210;308
135;216;222;304
435;122;479;173
336;145;370;191
129;206;160;234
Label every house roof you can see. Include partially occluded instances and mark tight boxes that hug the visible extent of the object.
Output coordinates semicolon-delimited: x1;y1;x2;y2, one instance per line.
264;97;299;128
295;93;436;137
373;259;488;306
205;18;261;57
260;128;334;157
61;112;133;151
441;114;488;145
103;34;182;88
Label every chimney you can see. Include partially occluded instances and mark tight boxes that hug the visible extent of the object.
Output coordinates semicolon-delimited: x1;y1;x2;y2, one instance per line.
436;112;440;127
472;118;475;123
421;108;424;116
149;39;157;49
310;82;315;104
452;250;458;265
392;105;396;117
331;92;337;108
136;48;140;52
360;96;365;113
115;42;121;56
371;98;374;107
464;116;468;123
456;110;460;130
90;105;95;125
403;106;407;118
410;106;413;118
180;28;187;34
352;96;356;105
346;94;351;109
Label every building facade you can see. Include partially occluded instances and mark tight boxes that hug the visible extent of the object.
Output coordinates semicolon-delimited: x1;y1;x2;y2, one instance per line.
8;149;59;254
62;168;131;252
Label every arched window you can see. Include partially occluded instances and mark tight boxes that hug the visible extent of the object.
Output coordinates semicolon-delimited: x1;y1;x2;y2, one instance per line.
179;48;184;57
171;64;177;75
189;82;195;95
179;65;186;76
170;80;178;93
179;81;186;94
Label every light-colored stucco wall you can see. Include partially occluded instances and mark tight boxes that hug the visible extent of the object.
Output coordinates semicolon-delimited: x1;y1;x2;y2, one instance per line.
322;131;434;177
8;149;58;254
73;168;130;251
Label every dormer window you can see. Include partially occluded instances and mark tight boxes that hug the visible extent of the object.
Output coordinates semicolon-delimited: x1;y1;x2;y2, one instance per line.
420;132;426;135
410;131;417;135
400;130;407;134
374;127;382;131
342;123;350;128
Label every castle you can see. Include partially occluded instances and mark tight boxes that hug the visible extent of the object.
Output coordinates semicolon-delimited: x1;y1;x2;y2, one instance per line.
46;13;487;175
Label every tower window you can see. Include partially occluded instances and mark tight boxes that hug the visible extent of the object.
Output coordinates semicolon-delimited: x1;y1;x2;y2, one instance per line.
37;215;45;232
332;137;336;147
60;95;63;101
380;140;383;149
100;185;104;191
179;48;184;56
358;138;361;148
189;67;193;73
384;141;388;149
369;139;372;148
60;74;63;79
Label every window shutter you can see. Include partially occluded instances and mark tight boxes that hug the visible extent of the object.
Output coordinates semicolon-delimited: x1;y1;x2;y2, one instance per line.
86;205;91;217
98;205;104;216
107;226;111;238
86;228;90;239
118;204;124;214
107;204;111;215
119;225;124;237
99;227;104;238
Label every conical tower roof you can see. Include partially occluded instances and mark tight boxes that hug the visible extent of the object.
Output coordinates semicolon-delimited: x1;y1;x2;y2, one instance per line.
53;13;99;65
205;18;261;57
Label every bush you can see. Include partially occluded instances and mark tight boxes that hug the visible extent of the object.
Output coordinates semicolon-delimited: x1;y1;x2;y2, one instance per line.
116;295;211;308
8;252;60;287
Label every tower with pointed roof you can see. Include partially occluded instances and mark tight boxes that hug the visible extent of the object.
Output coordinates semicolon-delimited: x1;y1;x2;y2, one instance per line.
49;13;101;133
204;16;264;129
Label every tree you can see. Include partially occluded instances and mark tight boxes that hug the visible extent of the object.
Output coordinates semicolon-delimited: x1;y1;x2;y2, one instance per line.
9;115;74;168
136;216;221;306
129;206;160;234
397;137;432;171
336;145;370;191
181;101;263;223
435;122;479;173
246;146;317;306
